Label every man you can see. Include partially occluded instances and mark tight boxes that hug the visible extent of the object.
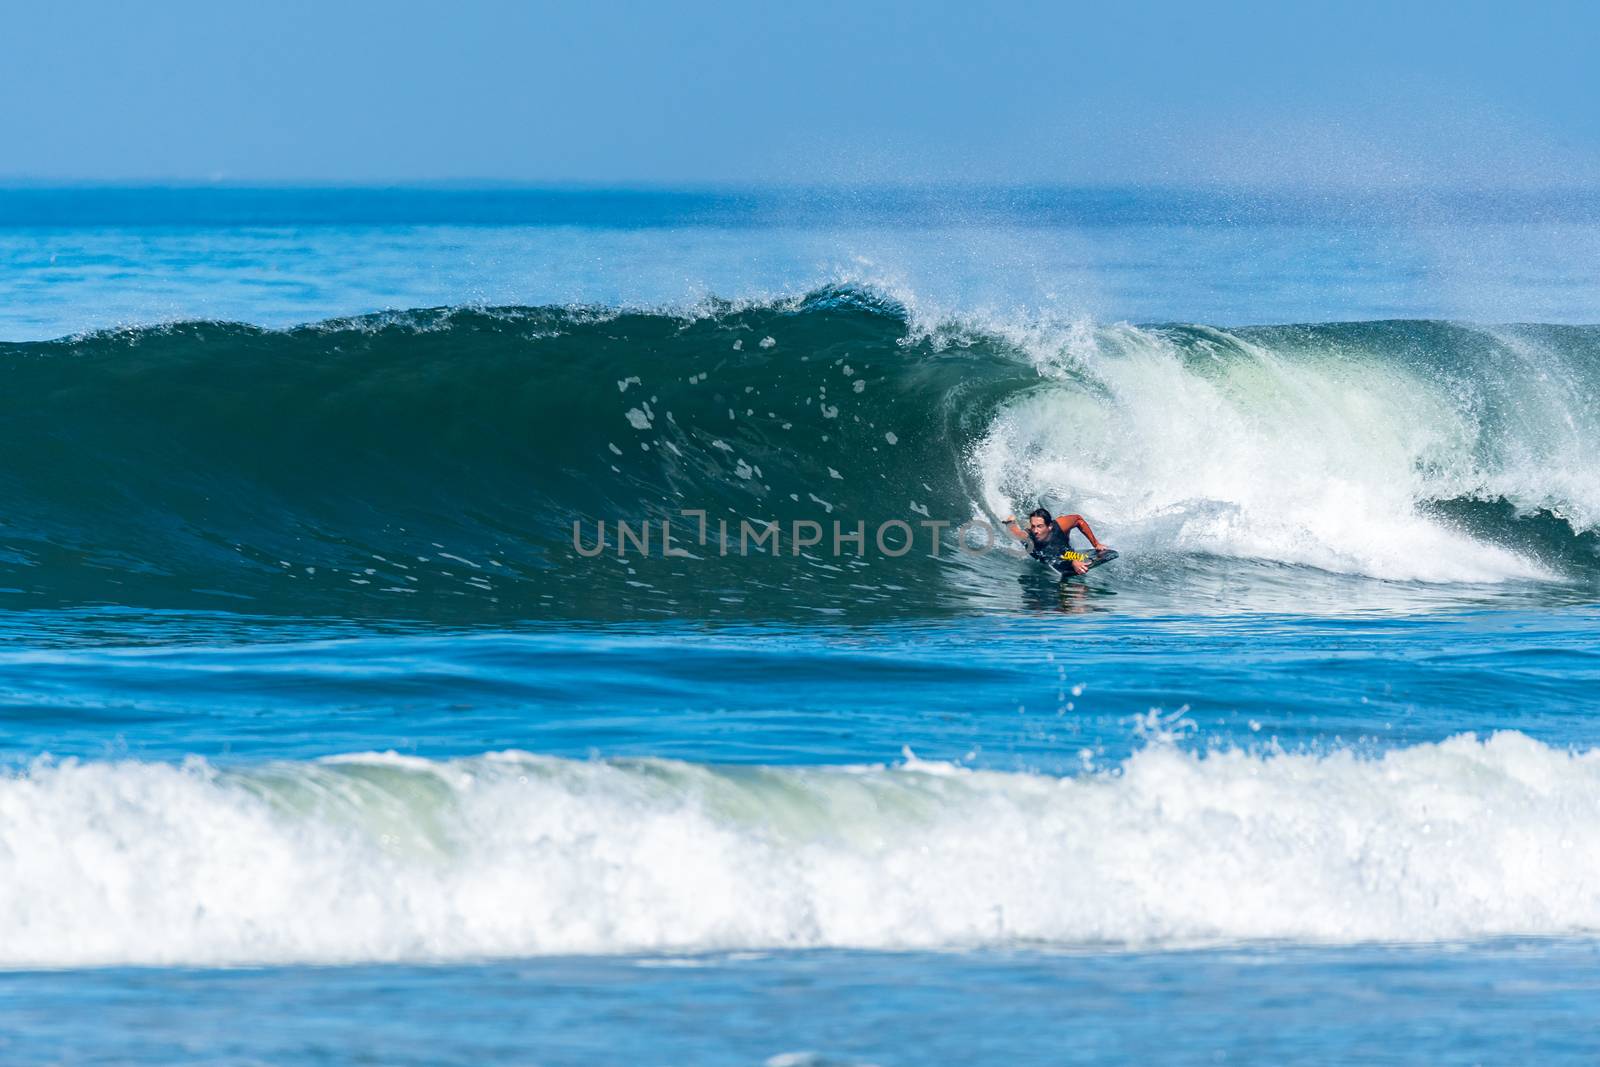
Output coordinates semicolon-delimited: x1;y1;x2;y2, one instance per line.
1005;508;1111;576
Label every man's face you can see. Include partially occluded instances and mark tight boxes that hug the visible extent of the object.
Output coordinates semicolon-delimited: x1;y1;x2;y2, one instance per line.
1028;516;1049;539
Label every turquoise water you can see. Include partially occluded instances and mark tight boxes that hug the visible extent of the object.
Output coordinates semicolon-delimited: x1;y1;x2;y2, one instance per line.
4;186;1600;1064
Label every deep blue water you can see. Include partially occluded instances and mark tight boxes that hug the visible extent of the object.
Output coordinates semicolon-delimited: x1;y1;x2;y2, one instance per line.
3;185;1600;1064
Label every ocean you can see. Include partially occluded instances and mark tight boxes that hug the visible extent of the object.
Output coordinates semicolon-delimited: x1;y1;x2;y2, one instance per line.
3;185;1599;1064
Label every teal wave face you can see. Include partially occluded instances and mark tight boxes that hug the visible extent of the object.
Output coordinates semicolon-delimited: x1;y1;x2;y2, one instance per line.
0;289;1037;618
3;290;1599;620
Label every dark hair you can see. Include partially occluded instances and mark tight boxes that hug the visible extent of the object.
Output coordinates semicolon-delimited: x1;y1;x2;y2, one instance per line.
1028;508;1053;524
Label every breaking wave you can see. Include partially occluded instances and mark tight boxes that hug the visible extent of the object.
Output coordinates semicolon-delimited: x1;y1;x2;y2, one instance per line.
6;733;1600;967
2;289;1597;618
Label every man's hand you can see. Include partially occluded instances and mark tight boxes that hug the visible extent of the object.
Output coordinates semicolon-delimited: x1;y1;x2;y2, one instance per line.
1069;559;1089;575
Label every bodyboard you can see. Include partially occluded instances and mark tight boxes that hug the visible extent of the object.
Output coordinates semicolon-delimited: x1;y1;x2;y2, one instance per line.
1045;548;1119;577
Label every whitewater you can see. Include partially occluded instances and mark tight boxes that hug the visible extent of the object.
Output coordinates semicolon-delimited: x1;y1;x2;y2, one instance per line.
6;732;1600;968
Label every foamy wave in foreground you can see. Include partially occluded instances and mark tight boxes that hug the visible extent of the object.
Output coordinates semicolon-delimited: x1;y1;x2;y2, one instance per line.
5;733;1600;967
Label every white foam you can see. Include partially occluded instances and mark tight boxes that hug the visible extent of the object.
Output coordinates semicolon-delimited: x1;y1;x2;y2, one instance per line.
6;735;1600;968
972;320;1598;583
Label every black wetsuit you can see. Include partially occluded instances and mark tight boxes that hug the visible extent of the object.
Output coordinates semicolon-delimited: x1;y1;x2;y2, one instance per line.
1027;524;1077;565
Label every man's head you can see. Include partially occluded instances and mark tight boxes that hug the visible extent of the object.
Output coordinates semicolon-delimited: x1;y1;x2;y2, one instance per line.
1027;508;1053;540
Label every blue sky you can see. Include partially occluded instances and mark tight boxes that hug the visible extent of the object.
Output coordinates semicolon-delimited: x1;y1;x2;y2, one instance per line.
4;0;1596;186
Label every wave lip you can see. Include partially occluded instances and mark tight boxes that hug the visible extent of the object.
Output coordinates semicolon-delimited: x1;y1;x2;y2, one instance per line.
5;732;1600;968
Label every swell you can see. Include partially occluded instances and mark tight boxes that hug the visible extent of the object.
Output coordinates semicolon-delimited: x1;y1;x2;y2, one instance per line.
0;289;1032;618
2;290;1598;619
6;733;1600;967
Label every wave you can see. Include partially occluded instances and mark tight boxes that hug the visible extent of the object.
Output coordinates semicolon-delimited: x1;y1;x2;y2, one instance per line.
2;289;1597;618
5;732;1600;967
973;319;1600;586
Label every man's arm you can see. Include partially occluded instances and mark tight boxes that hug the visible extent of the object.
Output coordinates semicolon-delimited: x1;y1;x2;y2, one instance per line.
1003;514;1028;541
1057;514;1107;551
